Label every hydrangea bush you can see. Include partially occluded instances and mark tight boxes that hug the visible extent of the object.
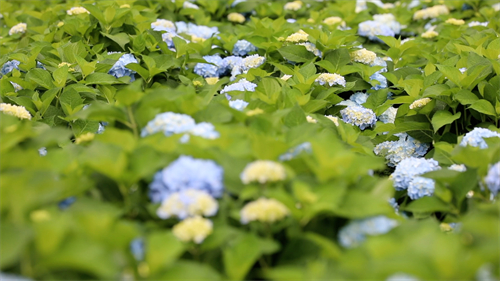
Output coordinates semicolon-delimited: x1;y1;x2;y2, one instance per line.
1;0;499;280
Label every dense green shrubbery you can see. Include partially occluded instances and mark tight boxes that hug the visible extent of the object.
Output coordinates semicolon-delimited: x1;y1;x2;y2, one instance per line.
1;0;499;280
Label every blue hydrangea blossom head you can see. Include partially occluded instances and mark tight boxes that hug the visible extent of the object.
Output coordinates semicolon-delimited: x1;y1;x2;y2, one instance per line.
338;216;398;248
407;176;435;200
340;105;377;130
220;78;257;100
141;112;196;137
390;157;440;191
278;142;312;161
370;72;387;90
485;162;500;198
148;155;224;203
130;238;145;261
229;99;249;111
358;20;395;42
189;122;220;139
1;60;20;75
374;133;430;167
108;54;138;81
233;40;257;56
350;92;369;106
194;55;227;78
459;128;500;149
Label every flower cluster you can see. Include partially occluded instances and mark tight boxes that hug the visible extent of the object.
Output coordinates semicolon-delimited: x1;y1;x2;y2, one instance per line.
413;5;449;20
446;18;465;25
284;0;303;11
175;22;218;40
194;55;227;78
229;99;249;111
1;60;20;75
194;54;265;80
240;198;289;224
358;20;395;42
220;78;257;100
232;40;257;56
338;216;398;248
241;160;286;184
151;19;176;32
297;42;322;57
9;23;27;36
407;176;435;200
315;73;346;87
468;21;488;27
459;128;500;149
422;29;438;39
339;92;368;107
67;7;90;15
149;155;224;203
448;164;466;172
374;133;430;167
323;16;345;27
285;30;309;43
409;98;431;109
373;14;401;34
172;216;213;243
485;162;500;197
351;48;377;65
183;1;199;9
141;112;219;141
108;54;138;81
228;12;246;23
390;157;440;191
340;105;377;130
157;189;218;220
378;107;398;124
370;72;387;90
0;103;31;120
279;142;312;161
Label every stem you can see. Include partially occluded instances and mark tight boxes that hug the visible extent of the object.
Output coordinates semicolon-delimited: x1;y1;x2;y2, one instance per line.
127;106;139;138
118;182;131;210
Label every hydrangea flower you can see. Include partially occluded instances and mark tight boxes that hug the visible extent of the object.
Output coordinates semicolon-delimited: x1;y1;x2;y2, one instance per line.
351;48;377;64
190;122;220;139
373;14;401;34
242;54;266;71
374;133;430;167
297;42;322;57
130;238;145;261
370;72;387;90
240;198;289;224
175;22;218;40
183;1;199;9
151;19;176;32
232;40;257;56
194;55;227;78
229;99;249;111
172;216;213;243
157;189;218;220
241;160;286;184
459;128;500;149
338;216;398;248
349;92;369;105
422;29;438;39
278;142;312;161
407;176;435;199
1;60;20;75
386;273;420;281
446;18;465;25
149;155;224;203
108;54;138;81
326;115;340;126
409;98;431;109
281;74;292;81
10;82;23;92
315;73;346;87
9;23;27;35
67;7;89;15
284;0;303;11
413;5;449;20
0;103;31;120
448;164;466;172
390;157;440;191
485;162;500;197
378;107;398;124
358;20;395;42
228;12;246;23
323;16;345;26
340;105;377;130
468;21;489;27
285;30;309;43
141;112;196;137
58;197;76;210
220;78;257;100
38;147;47;156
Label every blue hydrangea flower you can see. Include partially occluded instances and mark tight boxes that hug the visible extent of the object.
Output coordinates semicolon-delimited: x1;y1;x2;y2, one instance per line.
108;54;138;81
220;78;257;100
386;273;420;281
130;238;145;261
350;92;369;105
338;216;398;248
1;60;20;75
371;57;387;70
176;22;218;39
97;121;108;134
370;72;387;90
374;133;430;167
485;162;500;197
38;147;47;156
141;112;196;137
390;157;440;191
407;176;435;200
194;55;227;78
229;99;249;111
297;42;322;57
459;128;500;149
58;196;76;210
149;155;224;203
373;14;401;35
340;105;377;130
190;122;220;139
278;142;312;161
36;61;46;70
388;198;399;213
358;20;395;42
233;40;257;56
231;0;246;7
162;32;188;50
378;107;398;124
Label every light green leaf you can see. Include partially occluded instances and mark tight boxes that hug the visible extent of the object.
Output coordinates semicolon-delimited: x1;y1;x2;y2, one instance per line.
26;68;55;89
431;111;461;132
469;100;496;117
278;45;315;63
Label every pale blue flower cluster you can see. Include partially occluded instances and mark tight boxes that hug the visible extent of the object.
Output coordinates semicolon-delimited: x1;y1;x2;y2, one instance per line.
388;198;399;213
108;54;138;81
220;78;257;100
149;155;224;203
278;142;312;161
141;112;219;140
158;21;218;50
338;216;398;248
378;107;398;124
370;72;387;90
176;22;219;39
340;105;377;130
233;40;257;56
338;92;368;108
38;147;47;156
130;238;145;261
358;20;395;42
162;32;188;50
36;61;46;70
391;157;440;191
297;42;322;57
229;99;249;111
194;55;227;78
407;176;435;200
459;128;500;149
1;60;20;75
58;196;76;210
485;162;500;197
374;133;430;167
386;273;420;281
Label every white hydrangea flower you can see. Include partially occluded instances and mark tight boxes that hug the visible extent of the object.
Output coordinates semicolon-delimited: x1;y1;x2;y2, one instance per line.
240;198;289;224
315;73;346;87
0;103;31;120
9;23;27;35
157;189;218;220
67;7;90;15
409;98;431;109
228;12;245;23
413;5;449;20
284;1;303;11
172;216;213;243
241;160;286;184
307;116;318;123
351;48;377;64
285;30;309;43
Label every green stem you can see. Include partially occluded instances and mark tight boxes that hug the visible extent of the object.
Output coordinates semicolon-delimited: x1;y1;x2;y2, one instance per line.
118;182;131;210
127;106;139;138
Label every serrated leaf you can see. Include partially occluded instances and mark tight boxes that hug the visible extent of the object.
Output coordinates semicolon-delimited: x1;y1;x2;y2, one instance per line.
469;100;496;117
26;68;55;89
431;111;461;132
278;45;315;63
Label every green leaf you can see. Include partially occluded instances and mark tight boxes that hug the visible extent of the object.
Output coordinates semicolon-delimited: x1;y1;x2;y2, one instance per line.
423;84;450;98
284;104;306;127
0;223;32;268
158;261;222;280
85;73;120;85
278;45;315;63
431;111;461;133
454;89;479;105
324;48;351;73
146;231;185;276
53;66;69;87
403;196;452;213
436;64;462;87
26;68;55;89
101;32;130;50
469;100;496;117
82;142;127;181
115;79;144;106
126;63;149;81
